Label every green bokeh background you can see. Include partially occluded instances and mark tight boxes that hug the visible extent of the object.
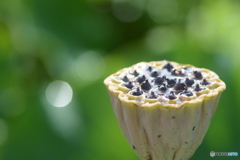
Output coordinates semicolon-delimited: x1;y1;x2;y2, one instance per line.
0;0;239;159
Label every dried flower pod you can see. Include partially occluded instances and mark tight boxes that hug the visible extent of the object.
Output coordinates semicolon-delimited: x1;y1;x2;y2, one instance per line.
104;60;226;160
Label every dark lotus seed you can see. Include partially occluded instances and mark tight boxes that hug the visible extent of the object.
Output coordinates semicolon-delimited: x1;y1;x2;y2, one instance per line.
163;63;174;72
147;66;152;72
201;79;209;85
174;80;186;91
193;71;203;80
181;89;193;96
194;84;202;92
141;80;151;90
149;91;157;99
171;69;177;75
167;78;176;87
185;78;195;87
155;76;165;85
122;76;129;82
158;84;167;92
151;71;159;78
132;70;139;77
171;69;184;76
132;87;143;96
166;91;177;100
125;81;134;89
137;75;146;83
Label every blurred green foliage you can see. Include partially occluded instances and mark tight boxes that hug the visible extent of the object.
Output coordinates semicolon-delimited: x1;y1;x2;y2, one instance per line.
0;0;239;160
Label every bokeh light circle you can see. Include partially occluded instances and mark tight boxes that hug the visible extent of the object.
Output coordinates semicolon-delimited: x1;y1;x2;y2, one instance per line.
145;27;176;53
112;0;144;22
46;80;73;107
148;0;178;24
75;51;105;83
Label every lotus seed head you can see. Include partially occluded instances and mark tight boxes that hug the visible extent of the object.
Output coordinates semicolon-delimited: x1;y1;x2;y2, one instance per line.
104;60;226;160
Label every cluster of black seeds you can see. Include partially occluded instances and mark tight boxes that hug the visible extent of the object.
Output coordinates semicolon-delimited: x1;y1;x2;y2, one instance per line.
122;63;210;100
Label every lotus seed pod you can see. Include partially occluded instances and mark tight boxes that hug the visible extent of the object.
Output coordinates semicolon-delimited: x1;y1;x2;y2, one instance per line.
104;60;226;160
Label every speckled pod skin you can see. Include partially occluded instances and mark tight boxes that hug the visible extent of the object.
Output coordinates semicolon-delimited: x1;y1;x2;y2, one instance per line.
104;61;226;160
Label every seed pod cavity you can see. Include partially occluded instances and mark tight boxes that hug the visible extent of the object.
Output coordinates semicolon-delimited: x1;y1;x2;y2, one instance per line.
185;78;195;87
151;71;159;78
194;84;203;92
201;79;210;85
154;76;165;85
193;71;203;80
137;75;146;84
132;87;143;96
158;84;167;92
132;70;139;77
166;91;177;100
141;80;151;91
148;91;157;99
125;81;134;89
174;80;186;91
163;62;174;72
122;76;129;82
167;78;177;87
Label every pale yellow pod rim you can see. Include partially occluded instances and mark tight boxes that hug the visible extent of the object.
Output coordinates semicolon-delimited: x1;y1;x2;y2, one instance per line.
104;60;226;109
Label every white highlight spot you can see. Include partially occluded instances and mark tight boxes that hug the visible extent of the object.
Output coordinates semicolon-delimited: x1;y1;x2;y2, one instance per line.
46;80;73;107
